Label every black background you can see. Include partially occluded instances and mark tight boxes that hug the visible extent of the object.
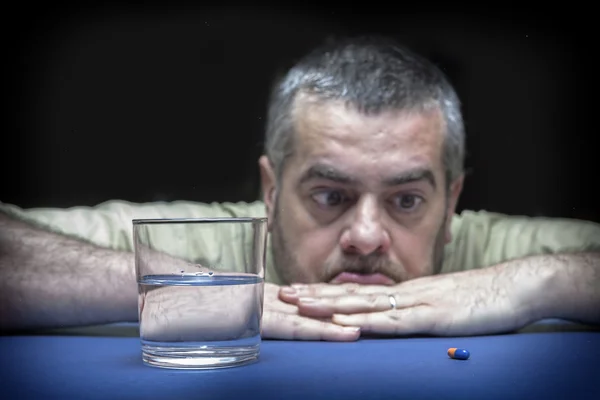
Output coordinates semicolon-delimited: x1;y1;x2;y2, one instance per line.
4;4;598;223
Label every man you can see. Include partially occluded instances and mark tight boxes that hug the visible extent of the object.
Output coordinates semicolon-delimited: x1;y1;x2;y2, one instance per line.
1;35;599;340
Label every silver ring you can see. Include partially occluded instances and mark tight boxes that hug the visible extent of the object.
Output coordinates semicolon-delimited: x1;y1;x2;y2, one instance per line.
388;294;397;309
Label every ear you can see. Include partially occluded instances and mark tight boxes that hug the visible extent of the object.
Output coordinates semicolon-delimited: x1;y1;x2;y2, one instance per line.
258;155;277;230
444;173;464;244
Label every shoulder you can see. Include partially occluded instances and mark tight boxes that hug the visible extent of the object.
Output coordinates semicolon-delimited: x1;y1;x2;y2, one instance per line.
451;209;600;245
0;199;267;223
0;199;268;250
120;199;268;219
443;209;600;273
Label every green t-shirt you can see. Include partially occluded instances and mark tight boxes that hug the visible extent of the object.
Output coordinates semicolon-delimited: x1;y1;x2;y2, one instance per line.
1;199;599;285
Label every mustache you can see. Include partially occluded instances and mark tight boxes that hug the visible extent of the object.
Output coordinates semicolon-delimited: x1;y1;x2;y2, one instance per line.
327;253;394;278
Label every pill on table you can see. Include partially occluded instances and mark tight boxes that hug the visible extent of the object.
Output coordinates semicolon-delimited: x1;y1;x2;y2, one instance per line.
447;348;470;360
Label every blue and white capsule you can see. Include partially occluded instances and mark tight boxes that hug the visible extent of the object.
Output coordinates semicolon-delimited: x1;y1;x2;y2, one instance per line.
447;348;470;360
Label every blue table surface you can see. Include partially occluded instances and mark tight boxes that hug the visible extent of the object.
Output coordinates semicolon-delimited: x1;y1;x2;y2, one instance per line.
1;324;599;400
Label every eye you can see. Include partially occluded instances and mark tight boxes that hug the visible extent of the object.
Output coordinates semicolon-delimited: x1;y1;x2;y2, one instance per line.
391;194;423;212
311;189;349;207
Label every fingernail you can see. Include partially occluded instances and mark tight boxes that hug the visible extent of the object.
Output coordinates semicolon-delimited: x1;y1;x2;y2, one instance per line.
280;287;296;295
299;297;315;303
342;326;361;333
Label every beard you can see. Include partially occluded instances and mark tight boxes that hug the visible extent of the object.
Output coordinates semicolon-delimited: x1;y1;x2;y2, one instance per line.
270;198;448;285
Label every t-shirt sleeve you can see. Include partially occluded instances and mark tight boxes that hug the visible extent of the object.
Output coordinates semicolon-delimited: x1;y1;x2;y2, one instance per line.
442;210;600;273
0;199;267;253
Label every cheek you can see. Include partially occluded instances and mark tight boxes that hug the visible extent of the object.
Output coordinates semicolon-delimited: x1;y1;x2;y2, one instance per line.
390;223;441;277
294;230;339;272
277;190;340;273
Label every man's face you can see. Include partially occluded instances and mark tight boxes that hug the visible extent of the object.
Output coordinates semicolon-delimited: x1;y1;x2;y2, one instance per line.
259;97;463;285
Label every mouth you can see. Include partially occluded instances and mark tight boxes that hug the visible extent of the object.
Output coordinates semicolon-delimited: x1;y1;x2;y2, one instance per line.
329;272;396;285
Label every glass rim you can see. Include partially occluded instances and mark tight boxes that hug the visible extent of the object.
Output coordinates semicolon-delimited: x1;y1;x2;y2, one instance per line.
132;217;268;225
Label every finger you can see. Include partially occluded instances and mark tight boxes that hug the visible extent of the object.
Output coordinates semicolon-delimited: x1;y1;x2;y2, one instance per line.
266;284;302;313
296;293;417;318
331;306;435;336
268;296;299;314
278;286;301;304
261;311;361;341
282;282;391;300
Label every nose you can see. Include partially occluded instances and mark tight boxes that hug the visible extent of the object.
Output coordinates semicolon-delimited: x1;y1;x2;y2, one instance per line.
340;196;391;255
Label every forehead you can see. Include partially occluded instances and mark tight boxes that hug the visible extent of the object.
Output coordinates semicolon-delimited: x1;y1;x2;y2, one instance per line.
290;96;446;180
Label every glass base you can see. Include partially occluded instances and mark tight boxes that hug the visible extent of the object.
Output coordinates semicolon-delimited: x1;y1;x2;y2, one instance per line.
141;343;260;370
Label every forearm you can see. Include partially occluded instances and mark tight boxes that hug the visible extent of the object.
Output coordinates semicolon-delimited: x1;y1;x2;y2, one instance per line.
0;212;139;332
514;252;600;325
539;252;600;324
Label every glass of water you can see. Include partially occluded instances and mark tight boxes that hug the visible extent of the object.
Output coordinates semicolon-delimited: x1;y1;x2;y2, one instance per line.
132;217;268;369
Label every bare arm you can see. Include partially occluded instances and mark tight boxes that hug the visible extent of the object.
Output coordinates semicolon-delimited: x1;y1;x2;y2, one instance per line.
535;252;600;325
277;251;600;337
0;211;138;332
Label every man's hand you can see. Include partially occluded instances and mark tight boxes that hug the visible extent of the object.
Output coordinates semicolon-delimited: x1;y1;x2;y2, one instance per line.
261;283;361;341
277;262;550;337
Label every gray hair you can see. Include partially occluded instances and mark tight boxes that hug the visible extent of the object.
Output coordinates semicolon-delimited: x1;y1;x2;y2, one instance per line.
264;35;465;187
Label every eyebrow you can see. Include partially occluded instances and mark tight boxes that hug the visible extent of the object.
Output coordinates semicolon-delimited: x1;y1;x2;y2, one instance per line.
383;167;437;189
299;164;357;185
299;164;436;189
